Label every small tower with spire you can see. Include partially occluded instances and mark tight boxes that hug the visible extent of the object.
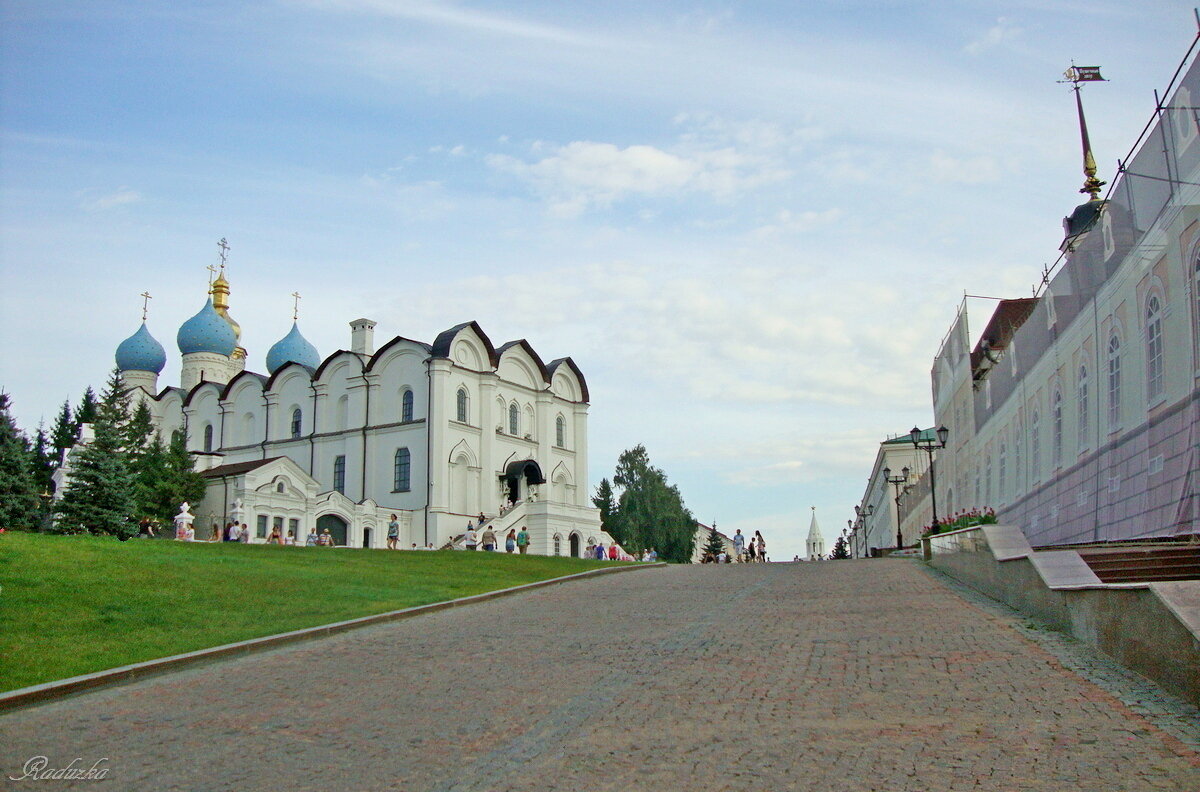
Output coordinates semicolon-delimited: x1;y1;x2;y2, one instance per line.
115;290;167;401
1059;65;1108;254
806;507;826;560
177;240;239;390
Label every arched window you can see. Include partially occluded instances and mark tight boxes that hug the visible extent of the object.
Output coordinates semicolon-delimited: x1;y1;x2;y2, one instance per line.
394;448;411;492
553;534;562;556
203;424;213;453
1107;332;1122;429
401;389;414;423
998;442;1007;502
291;408;302;439
333;455;346;494
1031;409;1041;481
1052;389;1063;467
509;402;519;435
276;481;285;493
456;388;468;423
1145;294;1164;401
555;415;565;448
984;455;992;505
1077;365;1089;450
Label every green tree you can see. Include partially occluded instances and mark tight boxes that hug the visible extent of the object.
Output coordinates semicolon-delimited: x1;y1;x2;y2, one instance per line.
830;535;851;559
0;393;41;531
30;424;56;496
74;386;98;429
591;477;617;532
606;445;697;563
702;525;725;559
142;429;206;525
56;371;136;538
49;400;76;455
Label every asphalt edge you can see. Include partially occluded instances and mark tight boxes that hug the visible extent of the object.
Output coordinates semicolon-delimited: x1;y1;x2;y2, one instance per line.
0;561;666;714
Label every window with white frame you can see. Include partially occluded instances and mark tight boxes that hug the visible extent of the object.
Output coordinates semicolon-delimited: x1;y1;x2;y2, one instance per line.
333;455;346;494
394;448;411;492
509;402;519;435
555;415;565;448
1193;249;1200;359
1107;333;1122;429
456;388;468;423
1052;389;1063;467
1145;294;1164;402
291;408;302;439
203;424;213;453
1031;409;1041;480
998;442;1007;502
401;389;414;422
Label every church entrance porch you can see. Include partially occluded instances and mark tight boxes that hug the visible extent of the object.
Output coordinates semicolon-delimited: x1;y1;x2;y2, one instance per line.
317;514;348;546
502;459;546;505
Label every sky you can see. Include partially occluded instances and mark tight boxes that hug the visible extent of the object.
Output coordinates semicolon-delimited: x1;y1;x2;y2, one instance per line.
1;0;1196;559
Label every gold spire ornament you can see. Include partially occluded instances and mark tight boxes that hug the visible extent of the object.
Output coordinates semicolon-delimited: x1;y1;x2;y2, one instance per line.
1061;65;1107;200
210;237;245;358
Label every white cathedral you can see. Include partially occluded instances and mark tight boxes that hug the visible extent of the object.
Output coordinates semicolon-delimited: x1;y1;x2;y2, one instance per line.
105;263;611;556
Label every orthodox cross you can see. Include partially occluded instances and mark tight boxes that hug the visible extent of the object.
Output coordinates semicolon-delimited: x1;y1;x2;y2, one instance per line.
291;292;301;321
140;291;152;321
206;264;219;286
217;237;230;273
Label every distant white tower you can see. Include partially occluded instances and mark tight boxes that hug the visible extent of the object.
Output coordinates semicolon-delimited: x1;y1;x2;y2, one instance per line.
806;507;825;560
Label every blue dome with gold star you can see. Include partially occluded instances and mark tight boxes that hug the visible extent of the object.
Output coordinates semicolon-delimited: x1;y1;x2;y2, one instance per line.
266;322;320;374
115;322;167;374
177;298;237;356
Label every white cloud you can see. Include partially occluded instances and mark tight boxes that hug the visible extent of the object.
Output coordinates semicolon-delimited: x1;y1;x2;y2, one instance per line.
79;188;142;212
964;17;1023;55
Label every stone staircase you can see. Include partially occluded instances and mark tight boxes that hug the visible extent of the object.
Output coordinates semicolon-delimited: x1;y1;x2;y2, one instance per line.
1076;544;1200;583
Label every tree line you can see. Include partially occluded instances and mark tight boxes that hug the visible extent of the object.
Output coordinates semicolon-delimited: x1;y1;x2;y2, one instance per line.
591;444;697;563
0;370;205;538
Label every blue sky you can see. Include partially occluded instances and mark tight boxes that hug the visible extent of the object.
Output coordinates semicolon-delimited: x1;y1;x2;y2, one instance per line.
1;1;1194;558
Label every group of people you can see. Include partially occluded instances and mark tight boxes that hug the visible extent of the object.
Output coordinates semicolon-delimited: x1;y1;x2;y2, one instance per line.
462;520;531;554
700;529;768;564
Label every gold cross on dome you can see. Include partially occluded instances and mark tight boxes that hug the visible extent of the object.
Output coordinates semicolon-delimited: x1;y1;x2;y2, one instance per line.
206;264;218;285
291;292;301;321
140;291;152;321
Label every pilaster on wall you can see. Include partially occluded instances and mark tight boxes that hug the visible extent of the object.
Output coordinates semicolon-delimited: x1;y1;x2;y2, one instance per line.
573;403;589;508
536;391;553;475
479;373;497;513
427;359;451;511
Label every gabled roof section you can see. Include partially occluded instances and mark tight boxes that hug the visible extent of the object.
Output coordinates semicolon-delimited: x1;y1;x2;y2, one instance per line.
366;335;433;372
431;321;497;366
495;339;551;386
546;357;590;403
313;349;366;381
219;370;268;401
201;456;286;478
264;360;317;391
182;379;224;408
154;386;186;402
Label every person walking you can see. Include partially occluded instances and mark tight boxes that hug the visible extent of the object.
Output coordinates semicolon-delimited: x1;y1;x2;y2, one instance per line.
607;544;619;561
505;529;517;554
481;526;497;552
516;526;529;554
732;529;745;558
464;524;478;551
239;523;251;543
387;514;400;550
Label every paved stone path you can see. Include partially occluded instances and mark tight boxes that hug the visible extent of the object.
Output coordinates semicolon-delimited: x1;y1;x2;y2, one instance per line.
3;560;1199;791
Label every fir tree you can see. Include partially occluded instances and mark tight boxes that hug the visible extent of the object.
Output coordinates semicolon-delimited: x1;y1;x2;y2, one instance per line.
50;400;76;455
56;371;136;538
74;387;98;430
702;525;725;559
830;535;851;560
0;393;41;531
30;425;56;496
591;478;617;532
142;430;206;524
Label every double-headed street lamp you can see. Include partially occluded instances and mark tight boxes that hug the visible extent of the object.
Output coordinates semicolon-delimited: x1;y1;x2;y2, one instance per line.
882;466;910;549
909;425;950;533
852;503;873;558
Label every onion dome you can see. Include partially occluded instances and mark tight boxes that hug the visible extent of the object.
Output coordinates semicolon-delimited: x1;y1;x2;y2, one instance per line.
177;298;237;356
266;322;320;373
115;322;167;374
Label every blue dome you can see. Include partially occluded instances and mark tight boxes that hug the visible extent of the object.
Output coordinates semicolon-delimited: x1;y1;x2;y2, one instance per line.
177;298;237;356
266;322;320;374
115;322;167;374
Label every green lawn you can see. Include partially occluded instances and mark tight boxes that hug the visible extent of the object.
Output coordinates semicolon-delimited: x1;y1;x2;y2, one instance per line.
0;533;621;692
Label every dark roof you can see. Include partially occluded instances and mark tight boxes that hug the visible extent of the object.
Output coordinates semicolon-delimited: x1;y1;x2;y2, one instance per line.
495;339;551;385
546;357;590;403
882;428;937;446
313;349;366;380
201;456;286;478
365;335;433;372
219;371;268;401
264;361;318;391
430;321;497;367
970;298;1039;373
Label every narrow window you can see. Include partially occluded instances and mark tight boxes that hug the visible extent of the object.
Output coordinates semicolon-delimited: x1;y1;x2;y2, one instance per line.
203;424;213;453
1107;333;1122;429
402;389;414;422
553;534;561;556
1145;294;1164;401
276;482;285;493
291;408;302;439
256;515;268;538
998;442;1007;502
334;455;346;494
394;448;411;492
509;402;519;435
1052;389;1063;466
1031;410;1041;480
1077;365;1088;449
456;388;468;423
555;415;565;448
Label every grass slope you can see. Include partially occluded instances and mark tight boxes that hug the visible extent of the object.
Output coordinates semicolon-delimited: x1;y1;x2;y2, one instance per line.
0;533;619;692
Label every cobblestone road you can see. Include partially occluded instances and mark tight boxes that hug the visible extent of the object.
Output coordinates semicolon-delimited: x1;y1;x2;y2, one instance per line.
3;560;1199;791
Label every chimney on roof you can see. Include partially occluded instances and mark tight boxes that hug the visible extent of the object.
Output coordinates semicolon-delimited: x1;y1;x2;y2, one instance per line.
350;318;377;356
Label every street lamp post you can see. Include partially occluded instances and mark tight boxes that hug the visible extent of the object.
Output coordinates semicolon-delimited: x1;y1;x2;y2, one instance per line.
853;503;874;558
909;425;950;534
882;466;910;549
